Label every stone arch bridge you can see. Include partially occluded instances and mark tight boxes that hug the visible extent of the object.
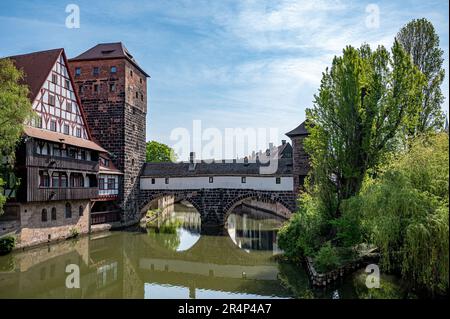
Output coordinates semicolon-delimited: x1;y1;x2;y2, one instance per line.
138;158;296;227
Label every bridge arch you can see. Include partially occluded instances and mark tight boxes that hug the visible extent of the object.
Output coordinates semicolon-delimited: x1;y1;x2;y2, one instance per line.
139;191;202;218
223;192;292;222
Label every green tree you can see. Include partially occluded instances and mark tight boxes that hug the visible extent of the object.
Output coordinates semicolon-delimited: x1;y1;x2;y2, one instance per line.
343;133;449;295
397;18;446;133
145;140;177;162
306;41;425;222
0;59;33;215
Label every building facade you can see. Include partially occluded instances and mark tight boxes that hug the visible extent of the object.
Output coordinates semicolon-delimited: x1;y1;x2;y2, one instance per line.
0;48;108;247
68;43;149;224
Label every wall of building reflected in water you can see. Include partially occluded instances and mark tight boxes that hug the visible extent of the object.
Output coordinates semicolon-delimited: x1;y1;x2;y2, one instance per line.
0;203;405;299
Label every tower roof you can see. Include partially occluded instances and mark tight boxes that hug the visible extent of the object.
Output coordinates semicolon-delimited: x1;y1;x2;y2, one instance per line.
286;120;309;137
69;42;149;77
5;48;63;101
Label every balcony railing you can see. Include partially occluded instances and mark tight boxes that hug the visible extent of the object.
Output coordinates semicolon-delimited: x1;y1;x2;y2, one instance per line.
99;189;119;196
28;154;99;172
28;187;98;202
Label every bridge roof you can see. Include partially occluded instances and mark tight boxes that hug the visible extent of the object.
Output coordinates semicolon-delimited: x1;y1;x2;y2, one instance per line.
141;158;293;177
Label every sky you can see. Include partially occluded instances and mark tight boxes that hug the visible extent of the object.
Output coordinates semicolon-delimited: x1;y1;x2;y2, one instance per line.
0;0;448;160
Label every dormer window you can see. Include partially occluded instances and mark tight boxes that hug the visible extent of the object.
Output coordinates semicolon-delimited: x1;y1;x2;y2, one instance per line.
110;66;117;73
75;67;81;76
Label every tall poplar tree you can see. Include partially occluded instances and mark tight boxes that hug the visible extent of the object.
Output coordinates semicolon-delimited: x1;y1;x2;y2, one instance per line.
397;18;445;133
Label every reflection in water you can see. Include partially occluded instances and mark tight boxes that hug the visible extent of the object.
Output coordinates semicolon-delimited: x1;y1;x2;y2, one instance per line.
0;203;405;299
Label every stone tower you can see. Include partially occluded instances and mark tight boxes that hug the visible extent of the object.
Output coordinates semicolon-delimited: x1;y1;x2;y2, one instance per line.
286;121;310;193
68;43;149;222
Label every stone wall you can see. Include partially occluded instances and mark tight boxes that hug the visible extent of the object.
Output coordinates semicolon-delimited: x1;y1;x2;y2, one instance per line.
14;200;91;249
291;135;310;193
68;58;147;223
139;189;296;227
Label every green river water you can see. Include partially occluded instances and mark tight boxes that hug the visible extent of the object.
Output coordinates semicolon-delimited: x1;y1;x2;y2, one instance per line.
0;203;406;299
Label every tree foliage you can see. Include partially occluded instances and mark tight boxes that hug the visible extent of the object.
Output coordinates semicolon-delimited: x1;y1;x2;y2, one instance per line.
305;41;425;221
145;140;177;162
0;58;33;215
397;18;446;133
343;133;449;295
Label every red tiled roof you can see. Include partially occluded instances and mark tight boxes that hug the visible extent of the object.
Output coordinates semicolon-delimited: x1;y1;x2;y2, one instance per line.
5;48;63;101
69;42;149;77
24;126;108;153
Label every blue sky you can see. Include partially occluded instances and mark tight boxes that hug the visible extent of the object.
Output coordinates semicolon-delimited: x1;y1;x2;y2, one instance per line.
0;0;448;159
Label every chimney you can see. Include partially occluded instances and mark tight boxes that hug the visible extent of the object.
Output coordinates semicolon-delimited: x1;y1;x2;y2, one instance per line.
282;140;286;145
244;156;249;166
189;152;195;163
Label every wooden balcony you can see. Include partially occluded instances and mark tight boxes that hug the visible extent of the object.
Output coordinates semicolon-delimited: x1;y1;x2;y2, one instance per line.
28;187;99;202
27;154;99;172
91;210;121;225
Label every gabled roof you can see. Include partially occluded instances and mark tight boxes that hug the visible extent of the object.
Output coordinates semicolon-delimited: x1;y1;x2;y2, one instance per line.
286;121;309;137
5;48;63;101
141;158;293;178
69;42;149;77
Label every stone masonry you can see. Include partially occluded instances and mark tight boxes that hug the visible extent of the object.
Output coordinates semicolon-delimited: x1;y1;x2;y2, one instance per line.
69;56;147;223
139;189;296;227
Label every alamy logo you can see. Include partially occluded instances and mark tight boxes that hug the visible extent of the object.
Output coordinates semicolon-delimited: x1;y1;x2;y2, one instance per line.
65;4;80;29
365;264;380;289
65;264;80;288
365;4;380;29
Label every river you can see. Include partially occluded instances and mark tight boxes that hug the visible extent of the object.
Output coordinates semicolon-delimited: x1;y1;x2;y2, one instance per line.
0;203;406;299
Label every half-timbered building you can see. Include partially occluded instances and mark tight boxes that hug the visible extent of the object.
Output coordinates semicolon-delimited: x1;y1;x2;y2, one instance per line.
1;48;108;247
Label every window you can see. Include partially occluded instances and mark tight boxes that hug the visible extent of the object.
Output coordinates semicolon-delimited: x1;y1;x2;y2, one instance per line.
93;67;99;75
63;124;69;135
151;178;155;184
110;66;117;73
65;79;70;89
60;173;68;188
99;178;105;190
41;209;48;222
140;78;142;84
52;144;61;157
79;205;83;217
141;93;144;101
241;176;246;183
35;116;42;128
51;207;57;221
68;148;77;158
66;102;72;113
75;67;81;76
108;178;116;189
109;83;116;92
131;158;135;166
50;120;57;132
80;150;86;160
165;178;169;184
70;173;84;187
93;84;99;92
209;177;213;183
39;171;50;187
135;92;138;98
76;128;82;138
276;177;281;184
51;172;67;188
48;94;55;106
51;73;57;84
79;85;83;94
130;70;133;77
65;203;72;219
